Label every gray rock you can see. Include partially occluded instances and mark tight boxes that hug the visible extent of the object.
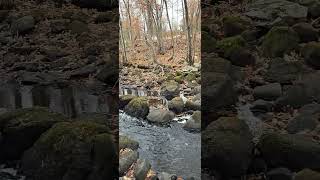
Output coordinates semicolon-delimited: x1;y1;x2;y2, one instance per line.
168;97;184;113
96;65;118;85
292;22;319;43
184;111;201;130
250;99;273;113
11;16;35;34
68;20;89;35
119;150;139;176
301;42;320;70
134;159;151;180
147;109;174;123
160;80;180;100
124;97;149;119
119;135;139;150
253;83;282;101
267;168;292;180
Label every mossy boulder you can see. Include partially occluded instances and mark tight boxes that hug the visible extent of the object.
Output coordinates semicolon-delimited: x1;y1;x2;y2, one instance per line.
202;117;253;177
295;169;320;180
124;97;149;119
160;80;180;100
0;107;67;162
222;16;250;37
168;97;184;113
301;42;320;69
119;135;139;150
261;26;299;57
21;120;118;180
202;31;217;53
119;95;135;109
258;132;320;170
216;35;246;58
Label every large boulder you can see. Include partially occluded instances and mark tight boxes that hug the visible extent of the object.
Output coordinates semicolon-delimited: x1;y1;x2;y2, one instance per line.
261;26;299;57
0;107;66;162
160;80;180;100
253;83;282;101
147;109;174;124
301;42;320;70
184;111;201;130
96;65;118;85
258;132;320;170
216;35;246;58
286;103;320;134
11;16;35;34
134;159;151;180
202;117;253;177
245;0;308;27
202;31;217;53
275;72;320;108
21;120;118;180
168;97;184;113
124;97;149;119
119;95;135;109
222;16;250;37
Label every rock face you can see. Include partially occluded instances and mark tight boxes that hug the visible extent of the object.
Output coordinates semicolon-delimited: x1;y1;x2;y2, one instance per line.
160;80;180;100
124;97;149;119
21;120;117;180
147;109;174;124
261;26;299;57
11;16;35;34
0;108;66;162
258;132;320;170
202;117;253;177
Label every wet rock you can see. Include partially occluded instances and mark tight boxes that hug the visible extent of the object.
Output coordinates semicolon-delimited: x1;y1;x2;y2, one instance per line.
292;22;318;43
119;135;139;150
261;26;299;57
266;167;292;180
264;58;310;84
22;120;118;180
160;80;180;100
202;117;253;177
68;20;89;35
134;159;151;180
0;108;66;162
258;132;320;170
124;97;149;119
147;109;174;124
119;95;135;109
119;149;138;176
216;35;246;58
286;103;320;134
222;16;250;37
295;169;320;180
253;83;282;101
184;111;201;130
245;0;308;27
301;42;320;69
168;97;184;113
185;100;201;111
11;16;35;34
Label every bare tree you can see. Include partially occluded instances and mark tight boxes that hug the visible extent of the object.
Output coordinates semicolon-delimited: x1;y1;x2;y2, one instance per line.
164;0;174;60
183;0;194;65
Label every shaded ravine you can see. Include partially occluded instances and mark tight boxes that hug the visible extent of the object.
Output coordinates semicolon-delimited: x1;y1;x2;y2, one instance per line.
119;85;201;179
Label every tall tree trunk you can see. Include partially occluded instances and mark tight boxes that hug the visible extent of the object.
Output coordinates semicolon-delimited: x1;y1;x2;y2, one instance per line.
183;0;193;65
122;0;133;46
119;20;128;65
164;0;174;59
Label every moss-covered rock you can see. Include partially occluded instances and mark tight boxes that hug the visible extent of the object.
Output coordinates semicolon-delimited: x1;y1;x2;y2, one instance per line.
124;97;149;119
160;80;180;100
21;120;118;180
222;16;250;37
0;107;67;162
301;42;320;69
202;117;253;177
202;31;217;53
168;97;184;113
295;169;320;180
216;35;246;58
119;95;135;109
258;132;320;170
261;26;299;57
119;135;139;150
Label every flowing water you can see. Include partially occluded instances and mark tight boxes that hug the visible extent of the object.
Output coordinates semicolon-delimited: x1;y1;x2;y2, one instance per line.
120;85;201;179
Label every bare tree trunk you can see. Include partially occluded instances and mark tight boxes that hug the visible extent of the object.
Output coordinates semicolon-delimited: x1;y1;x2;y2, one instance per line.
183;0;193;65
122;0;133;46
164;0;174;60
119;21;128;65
